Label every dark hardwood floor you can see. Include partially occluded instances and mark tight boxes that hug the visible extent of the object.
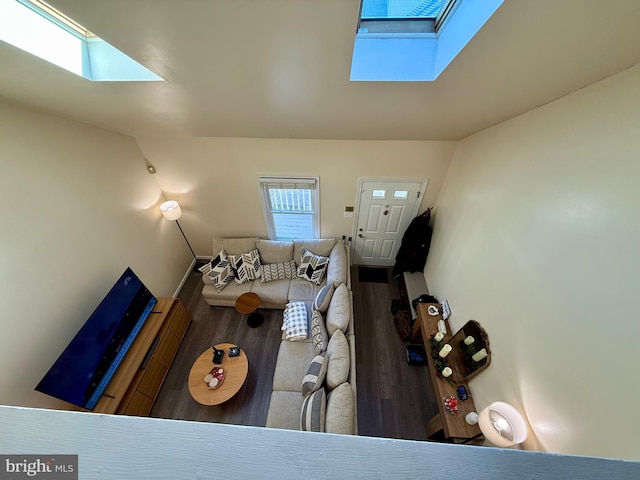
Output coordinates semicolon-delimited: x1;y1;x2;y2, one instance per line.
151;267;438;441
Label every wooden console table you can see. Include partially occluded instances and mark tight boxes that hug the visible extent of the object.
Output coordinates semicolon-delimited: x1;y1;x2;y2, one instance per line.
415;303;481;441
92;297;191;416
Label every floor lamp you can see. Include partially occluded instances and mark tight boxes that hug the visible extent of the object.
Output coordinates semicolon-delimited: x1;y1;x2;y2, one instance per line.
160;200;201;268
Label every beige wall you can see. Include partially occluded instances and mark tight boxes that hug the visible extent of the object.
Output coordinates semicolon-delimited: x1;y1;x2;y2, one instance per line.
134;138;456;256
426;64;640;460
0;100;191;408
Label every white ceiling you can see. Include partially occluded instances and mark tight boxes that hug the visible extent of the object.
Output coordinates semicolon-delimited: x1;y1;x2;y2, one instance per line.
1;0;640;140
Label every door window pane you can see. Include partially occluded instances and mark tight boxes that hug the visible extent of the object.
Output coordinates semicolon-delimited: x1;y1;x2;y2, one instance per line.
393;190;409;199
372;189;386;198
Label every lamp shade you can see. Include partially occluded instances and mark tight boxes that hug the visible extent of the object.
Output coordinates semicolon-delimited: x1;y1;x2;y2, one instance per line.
160;200;182;221
478;401;528;448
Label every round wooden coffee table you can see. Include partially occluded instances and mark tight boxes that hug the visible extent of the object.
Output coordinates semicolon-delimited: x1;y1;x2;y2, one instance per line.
188;343;248;405
235;292;264;328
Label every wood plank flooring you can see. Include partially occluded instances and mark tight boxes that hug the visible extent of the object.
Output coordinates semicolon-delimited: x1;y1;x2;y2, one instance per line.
151;267;438;441
352;267;438;441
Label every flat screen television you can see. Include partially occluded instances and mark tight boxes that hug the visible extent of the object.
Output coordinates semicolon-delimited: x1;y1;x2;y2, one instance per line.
35;267;157;410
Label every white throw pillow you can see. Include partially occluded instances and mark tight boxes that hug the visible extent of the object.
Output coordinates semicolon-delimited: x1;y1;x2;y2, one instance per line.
326;283;349;336
326;330;349;390
325;383;354;435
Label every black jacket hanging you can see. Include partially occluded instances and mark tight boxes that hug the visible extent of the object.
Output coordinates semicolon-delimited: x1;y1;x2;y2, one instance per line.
392;208;432;278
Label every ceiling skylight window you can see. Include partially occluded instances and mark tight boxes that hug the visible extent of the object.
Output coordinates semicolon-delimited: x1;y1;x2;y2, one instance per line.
359;0;455;34
351;0;504;81
0;0;163;81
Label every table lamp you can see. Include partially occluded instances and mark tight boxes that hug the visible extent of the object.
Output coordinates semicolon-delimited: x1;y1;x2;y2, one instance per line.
465;401;528;448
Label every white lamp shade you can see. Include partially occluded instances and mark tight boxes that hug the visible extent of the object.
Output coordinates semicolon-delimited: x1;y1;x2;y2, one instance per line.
478;401;528;448
160;200;182;221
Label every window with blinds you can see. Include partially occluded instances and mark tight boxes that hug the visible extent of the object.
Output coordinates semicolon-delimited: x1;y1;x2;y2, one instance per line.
258;177;319;240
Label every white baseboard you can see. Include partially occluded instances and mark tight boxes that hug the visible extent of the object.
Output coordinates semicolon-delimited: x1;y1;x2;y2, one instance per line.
172;256;211;298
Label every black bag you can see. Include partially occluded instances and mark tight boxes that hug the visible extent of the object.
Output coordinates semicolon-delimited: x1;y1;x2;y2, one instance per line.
393;309;413;342
411;294;439;311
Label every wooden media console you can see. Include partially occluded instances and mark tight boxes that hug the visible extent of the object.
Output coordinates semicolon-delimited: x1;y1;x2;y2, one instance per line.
92;297;191;416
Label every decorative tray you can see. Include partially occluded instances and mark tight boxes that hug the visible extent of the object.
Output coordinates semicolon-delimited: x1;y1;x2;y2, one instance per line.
204;366;225;389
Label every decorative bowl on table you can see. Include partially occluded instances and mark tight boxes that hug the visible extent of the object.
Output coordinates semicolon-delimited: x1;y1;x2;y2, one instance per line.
443;396;458;415
204;366;225;389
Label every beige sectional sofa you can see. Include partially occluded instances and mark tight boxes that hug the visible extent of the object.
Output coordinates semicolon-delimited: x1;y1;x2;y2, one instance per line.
201;237;348;308
201;237;357;434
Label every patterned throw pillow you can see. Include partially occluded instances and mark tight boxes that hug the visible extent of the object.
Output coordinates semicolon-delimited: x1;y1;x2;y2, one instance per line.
300;388;326;432
302;352;327;396
297;248;329;285
311;309;329;354
228;249;262;284
261;260;297;283
205;249;235;293
198;262;212;276
282;302;308;341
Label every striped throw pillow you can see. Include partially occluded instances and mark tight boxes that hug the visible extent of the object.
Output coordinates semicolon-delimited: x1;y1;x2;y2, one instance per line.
261;260;297;282
300;388;326;432
302;352;327;396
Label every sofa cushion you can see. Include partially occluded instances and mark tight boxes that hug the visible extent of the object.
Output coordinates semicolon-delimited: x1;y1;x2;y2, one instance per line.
282;302;308;341
257;239;294;264
297;248;329;285
201;281;252;306
311;309;328;355
326;330;350;390
206;249;235;293
327;243;348;286
326;283;350;336
265;390;305;430
261;260;297;282
325;382;354;435
300;388;326;432
212;237;257;256
293;239;336;266
313;282;334;313
288;278;324;303
250;279;289;307
272;341;316;391
302;353;327;396
228;249;262;284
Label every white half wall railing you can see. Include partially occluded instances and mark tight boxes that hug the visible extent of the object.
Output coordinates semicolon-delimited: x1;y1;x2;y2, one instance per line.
1;406;639;479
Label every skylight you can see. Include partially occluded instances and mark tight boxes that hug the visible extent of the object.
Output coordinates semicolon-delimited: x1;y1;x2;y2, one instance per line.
0;0;163;81
359;0;453;34
361;0;447;20
351;0;504;81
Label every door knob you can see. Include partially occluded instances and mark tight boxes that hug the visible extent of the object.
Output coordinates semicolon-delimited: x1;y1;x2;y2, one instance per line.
358;234;364;238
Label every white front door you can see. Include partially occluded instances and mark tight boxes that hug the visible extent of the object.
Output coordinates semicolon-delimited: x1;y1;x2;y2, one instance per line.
353;179;426;266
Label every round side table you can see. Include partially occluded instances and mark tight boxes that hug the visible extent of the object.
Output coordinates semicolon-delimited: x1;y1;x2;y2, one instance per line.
235;292;264;328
